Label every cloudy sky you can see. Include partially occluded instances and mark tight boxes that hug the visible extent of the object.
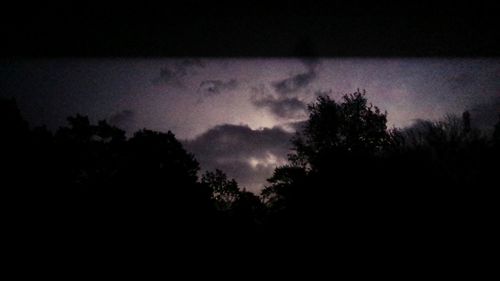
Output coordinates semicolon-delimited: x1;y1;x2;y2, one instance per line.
1;58;499;191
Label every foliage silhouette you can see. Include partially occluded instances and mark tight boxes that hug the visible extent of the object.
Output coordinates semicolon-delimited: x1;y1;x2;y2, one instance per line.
291;90;389;168
1;92;498;264
494;113;500;146
202;169;240;211
261;90;499;253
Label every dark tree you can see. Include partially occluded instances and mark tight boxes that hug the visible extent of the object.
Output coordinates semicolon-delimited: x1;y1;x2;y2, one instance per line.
260;90;393;242
263;90;389;198
114;129;210;220
462;110;471;134
201;169;265;233
1;98;31;203
2;92;498;265
494;113;500;146
202;169;240;211
0;97;29;138
290;90;389;170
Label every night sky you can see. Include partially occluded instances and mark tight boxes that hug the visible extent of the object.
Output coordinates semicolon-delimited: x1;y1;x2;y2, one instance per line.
1;58;499;191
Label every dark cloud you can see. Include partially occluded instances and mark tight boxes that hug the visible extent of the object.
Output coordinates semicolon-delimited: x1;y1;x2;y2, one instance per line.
281;120;308;132
272;71;316;95
271;59;319;95
152;59;205;87
251;95;307;119
183;124;294;192
198;79;238;97
108;109;135;130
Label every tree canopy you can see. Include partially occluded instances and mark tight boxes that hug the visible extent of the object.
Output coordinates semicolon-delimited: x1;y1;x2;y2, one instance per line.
1;92;498;266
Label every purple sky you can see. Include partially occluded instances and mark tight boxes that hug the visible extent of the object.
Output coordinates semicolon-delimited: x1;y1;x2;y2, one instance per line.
1;58;499;192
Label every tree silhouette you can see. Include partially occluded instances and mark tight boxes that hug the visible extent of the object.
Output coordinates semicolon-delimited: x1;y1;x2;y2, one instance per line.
494;113;500;146
201;169;265;233
111;128;212;226
259;90;500;254
462;110;471;134
290;90;389;170
0;97;29;138
202;169;240;211
263;90;389;210
2;93;498;260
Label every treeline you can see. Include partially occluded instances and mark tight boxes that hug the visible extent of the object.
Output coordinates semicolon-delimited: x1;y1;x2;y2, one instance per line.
1;91;499;260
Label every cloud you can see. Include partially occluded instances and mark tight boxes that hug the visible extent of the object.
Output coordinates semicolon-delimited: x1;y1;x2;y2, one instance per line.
152;59;205;87
198;79;238;97
108;109;135;130
183;124;295;192
271;59;319;95
272;71;316;95
281;120;308;133
251;94;307;119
